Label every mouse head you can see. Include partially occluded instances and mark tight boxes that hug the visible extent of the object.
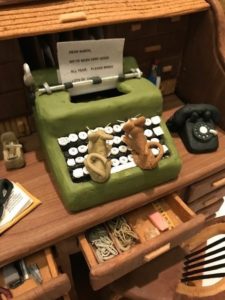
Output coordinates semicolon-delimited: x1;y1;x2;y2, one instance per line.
88;129;113;142
123;116;146;133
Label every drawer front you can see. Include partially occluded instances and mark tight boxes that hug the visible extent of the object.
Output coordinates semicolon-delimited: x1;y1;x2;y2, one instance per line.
114;20;157;40
78;194;205;290
197;198;224;219
134;55;181;80
0;248;71;300
189;186;225;213
105;16;188;40
124;32;185;62
186;169;225;203
157;15;189;34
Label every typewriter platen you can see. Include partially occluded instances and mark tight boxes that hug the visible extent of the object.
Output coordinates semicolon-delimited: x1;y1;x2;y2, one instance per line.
34;58;182;212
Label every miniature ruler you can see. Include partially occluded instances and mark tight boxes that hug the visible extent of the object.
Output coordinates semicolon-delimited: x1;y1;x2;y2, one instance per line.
152;200;175;230
57;38;125;96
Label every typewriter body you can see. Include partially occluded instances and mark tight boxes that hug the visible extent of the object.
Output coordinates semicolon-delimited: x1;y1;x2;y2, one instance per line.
34;58;181;212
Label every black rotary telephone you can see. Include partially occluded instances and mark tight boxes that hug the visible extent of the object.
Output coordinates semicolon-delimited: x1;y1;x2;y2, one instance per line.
166;104;220;153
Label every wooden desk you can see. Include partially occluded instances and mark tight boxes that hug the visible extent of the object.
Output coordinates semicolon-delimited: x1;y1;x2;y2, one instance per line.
0;95;225;298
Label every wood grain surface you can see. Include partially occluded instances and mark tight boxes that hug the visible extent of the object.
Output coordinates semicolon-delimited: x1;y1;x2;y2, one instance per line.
0;0;209;39
0;95;225;267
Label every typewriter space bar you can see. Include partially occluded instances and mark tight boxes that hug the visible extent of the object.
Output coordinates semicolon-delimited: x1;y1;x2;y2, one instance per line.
111;161;136;173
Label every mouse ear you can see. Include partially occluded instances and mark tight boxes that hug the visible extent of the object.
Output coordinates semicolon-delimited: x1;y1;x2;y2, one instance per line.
123;119;134;132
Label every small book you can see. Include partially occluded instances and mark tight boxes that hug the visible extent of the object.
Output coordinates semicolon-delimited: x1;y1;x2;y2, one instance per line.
0;182;41;234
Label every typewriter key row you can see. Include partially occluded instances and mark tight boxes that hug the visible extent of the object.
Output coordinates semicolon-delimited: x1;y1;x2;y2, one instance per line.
58;116;170;182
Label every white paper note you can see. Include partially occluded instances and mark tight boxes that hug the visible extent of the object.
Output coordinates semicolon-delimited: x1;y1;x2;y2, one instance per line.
57;39;125;96
0;183;32;227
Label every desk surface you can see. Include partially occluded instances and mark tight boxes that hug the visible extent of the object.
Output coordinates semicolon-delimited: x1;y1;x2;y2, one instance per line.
1;95;225;267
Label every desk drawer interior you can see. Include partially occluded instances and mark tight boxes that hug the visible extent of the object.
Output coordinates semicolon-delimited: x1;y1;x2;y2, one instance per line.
0;248;70;299
78;193;205;290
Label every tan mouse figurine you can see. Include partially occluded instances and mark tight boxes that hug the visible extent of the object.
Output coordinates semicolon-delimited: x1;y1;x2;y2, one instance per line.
123;116;164;169
84;129;113;183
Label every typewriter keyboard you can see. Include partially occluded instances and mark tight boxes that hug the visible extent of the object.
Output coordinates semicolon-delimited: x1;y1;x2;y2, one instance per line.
57;116;170;183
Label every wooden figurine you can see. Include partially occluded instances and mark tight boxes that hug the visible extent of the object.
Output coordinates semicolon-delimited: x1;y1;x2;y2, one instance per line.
84;129;113;183
1;131;25;170
123;116;164;169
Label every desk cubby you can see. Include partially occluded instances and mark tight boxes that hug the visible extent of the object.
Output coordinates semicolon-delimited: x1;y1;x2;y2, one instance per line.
0;248;70;300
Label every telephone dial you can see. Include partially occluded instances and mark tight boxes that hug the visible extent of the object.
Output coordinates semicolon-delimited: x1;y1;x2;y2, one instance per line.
166;104;220;153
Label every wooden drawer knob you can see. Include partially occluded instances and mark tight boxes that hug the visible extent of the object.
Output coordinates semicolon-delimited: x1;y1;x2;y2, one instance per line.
211;177;225;188
143;243;170;263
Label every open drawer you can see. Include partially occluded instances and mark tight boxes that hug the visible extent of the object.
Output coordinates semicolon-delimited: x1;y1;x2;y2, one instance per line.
0;248;71;300
78;194;205;290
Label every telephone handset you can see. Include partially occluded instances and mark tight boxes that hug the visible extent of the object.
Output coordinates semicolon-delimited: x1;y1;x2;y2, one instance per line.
166;104;220;153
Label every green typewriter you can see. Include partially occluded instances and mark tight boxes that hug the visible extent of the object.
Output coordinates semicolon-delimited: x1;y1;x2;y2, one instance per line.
32;58;181;212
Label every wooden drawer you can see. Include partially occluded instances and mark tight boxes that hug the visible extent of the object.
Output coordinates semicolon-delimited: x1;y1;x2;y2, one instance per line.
160;56;181;80
114;20;157;40
124;32;185;62
157;15;189;34
0;248;71;300
131;55;181;81
197;198;224;219
78;194;205;290
186;169;225;203
189;186;225;213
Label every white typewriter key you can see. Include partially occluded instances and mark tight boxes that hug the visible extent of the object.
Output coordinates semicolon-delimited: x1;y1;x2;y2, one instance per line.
163;145;169;154
68;147;78;156
119;156;128;164
111;158;120;167
72;168;84;179
113;136;122;145
153;126;164;136
75;156;85;164
78;131;88;140
83;166;89;175
67;158;76;167
151;148;160;156
144;129;153;138
68;133;78;143
111;147;119;156
145;118;152;127
58;137;70;148
78;145;88;154
119;145;127;153
128;154;134;162
113;124;122;134
151;137;160;143
104;126;113;134
151;116;161;125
